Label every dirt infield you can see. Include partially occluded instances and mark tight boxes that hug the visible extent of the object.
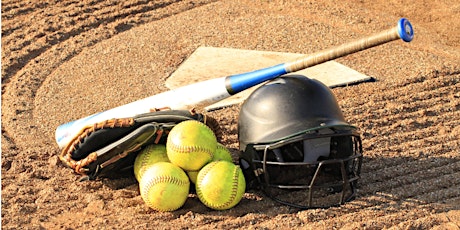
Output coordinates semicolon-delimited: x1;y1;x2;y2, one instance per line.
2;0;459;229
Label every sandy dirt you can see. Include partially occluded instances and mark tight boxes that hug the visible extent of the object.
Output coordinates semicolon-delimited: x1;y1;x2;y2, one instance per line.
2;0;460;229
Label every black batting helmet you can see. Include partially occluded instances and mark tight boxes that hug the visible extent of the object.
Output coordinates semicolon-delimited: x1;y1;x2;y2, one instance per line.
238;75;363;209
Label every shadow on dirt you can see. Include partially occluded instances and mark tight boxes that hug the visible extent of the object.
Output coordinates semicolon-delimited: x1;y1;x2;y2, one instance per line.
94;153;459;218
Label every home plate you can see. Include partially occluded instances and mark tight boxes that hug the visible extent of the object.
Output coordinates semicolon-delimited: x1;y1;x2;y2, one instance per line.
166;46;373;111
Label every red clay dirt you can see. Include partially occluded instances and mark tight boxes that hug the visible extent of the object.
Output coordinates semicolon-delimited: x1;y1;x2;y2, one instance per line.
2;0;459;229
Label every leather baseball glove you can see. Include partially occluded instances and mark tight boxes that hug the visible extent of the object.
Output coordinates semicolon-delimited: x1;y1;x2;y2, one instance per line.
59;109;220;181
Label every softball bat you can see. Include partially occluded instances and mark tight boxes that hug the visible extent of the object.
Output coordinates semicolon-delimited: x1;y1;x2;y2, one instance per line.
55;18;413;148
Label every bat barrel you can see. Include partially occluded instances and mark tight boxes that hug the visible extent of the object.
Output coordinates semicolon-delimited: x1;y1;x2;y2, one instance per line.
286;18;413;72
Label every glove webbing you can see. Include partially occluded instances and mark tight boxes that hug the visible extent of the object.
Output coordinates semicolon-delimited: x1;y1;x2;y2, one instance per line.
59;117;136;174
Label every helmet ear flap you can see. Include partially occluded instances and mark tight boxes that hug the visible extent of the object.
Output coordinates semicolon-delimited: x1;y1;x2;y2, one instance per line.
239;146;261;190
330;135;354;159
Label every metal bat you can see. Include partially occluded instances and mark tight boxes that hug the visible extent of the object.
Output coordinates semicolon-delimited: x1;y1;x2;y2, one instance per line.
55;18;414;148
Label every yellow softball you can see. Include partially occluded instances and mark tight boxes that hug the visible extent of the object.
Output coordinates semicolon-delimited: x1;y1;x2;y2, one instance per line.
133;144;169;181
196;161;246;210
213;143;233;162
166;120;216;171
186;170;199;184
139;162;190;212
187;143;233;184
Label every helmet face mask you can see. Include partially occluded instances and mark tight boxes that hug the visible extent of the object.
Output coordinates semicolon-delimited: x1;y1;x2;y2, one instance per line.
238;75;363;209
240;128;362;209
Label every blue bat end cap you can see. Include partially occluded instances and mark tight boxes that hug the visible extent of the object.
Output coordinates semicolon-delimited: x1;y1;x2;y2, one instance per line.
398;18;414;42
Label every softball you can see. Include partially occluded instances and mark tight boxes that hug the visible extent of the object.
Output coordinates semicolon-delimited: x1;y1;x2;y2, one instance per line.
139;162;190;212
187;143;233;184
213;143;233;162
166;120;216;171
133;144;169;181
196;161;246;210
186;170;199;184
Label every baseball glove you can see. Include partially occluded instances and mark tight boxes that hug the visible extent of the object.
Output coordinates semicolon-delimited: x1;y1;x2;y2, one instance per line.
59;109;220;181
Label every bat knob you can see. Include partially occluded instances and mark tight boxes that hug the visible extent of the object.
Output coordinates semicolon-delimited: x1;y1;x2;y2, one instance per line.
397;18;414;42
